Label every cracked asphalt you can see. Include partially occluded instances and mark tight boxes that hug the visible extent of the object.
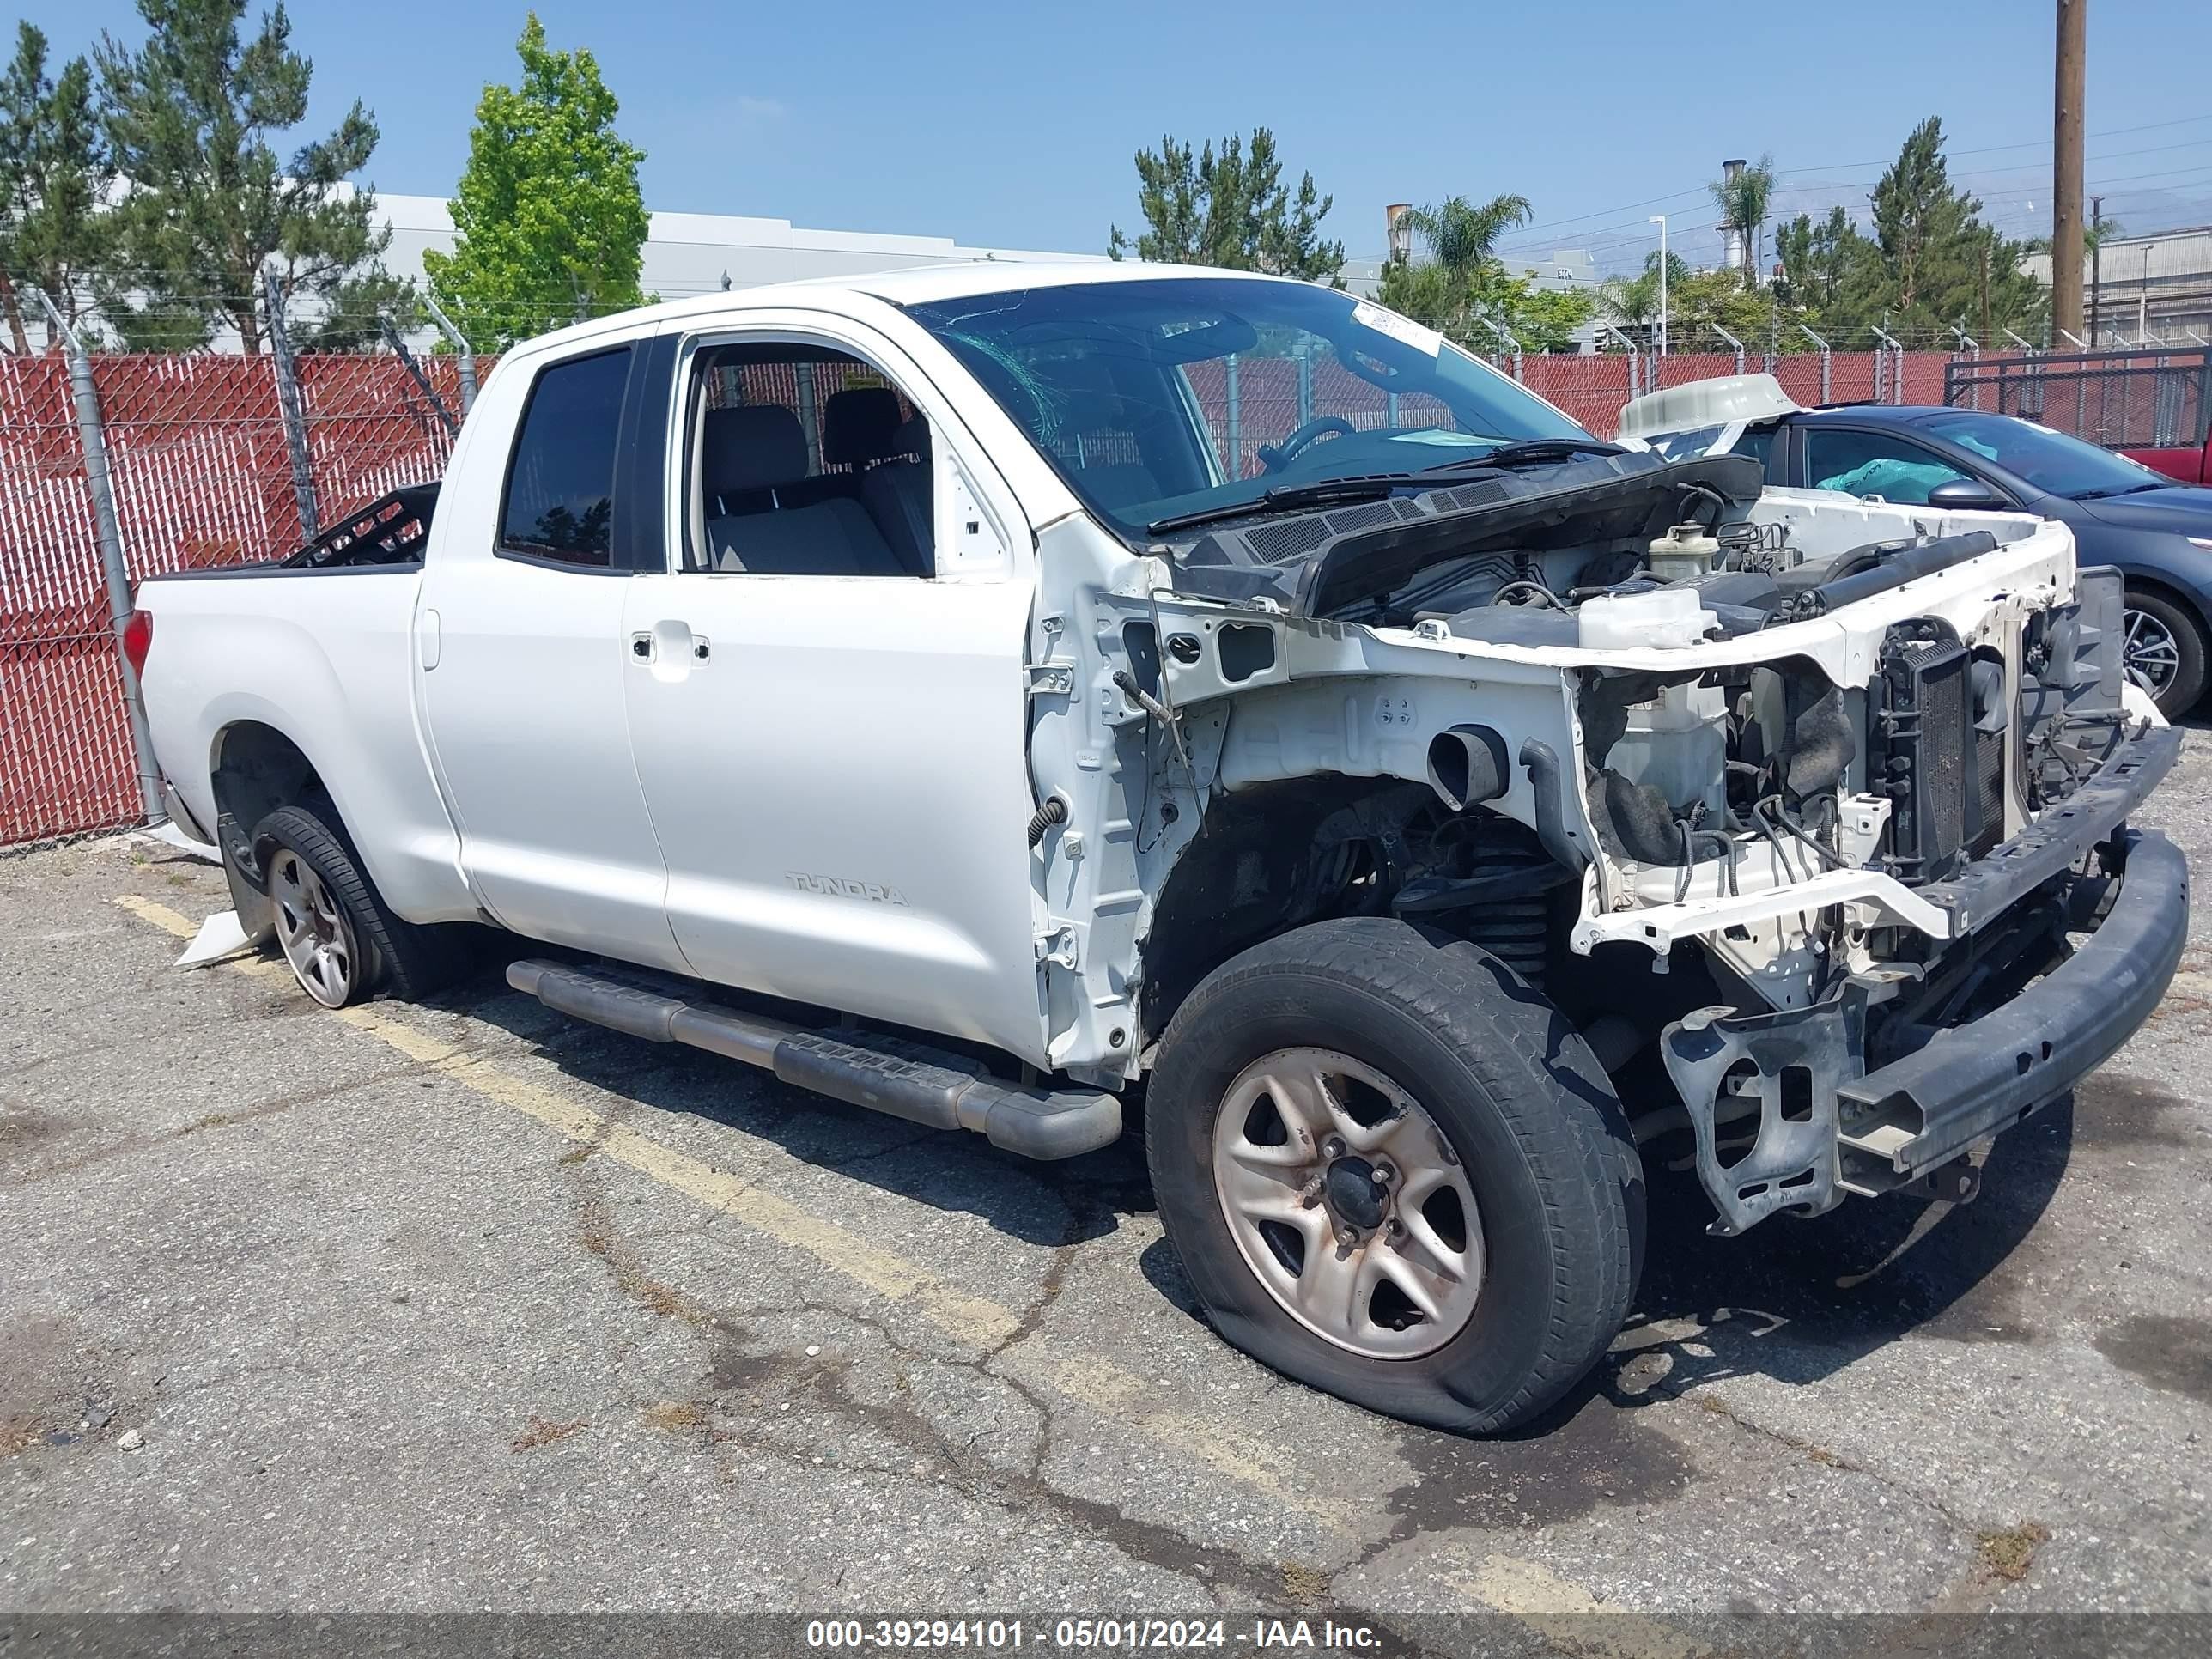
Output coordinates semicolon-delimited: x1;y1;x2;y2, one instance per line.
4;734;2211;1628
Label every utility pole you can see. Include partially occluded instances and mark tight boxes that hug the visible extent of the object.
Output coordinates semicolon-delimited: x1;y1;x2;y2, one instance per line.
2051;0;2087;340
1650;215;1669;356
2090;193;2104;344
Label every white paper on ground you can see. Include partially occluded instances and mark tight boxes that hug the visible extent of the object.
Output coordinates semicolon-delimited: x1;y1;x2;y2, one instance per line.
177;909;254;969
143;821;220;864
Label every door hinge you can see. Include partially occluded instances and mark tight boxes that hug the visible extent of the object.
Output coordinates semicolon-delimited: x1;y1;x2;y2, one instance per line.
1035;924;1079;970
1026;659;1077;698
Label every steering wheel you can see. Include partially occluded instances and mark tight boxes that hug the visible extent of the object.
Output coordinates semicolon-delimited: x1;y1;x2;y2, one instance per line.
1258;416;1357;473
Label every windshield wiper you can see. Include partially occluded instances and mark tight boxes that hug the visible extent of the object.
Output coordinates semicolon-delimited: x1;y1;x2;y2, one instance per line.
1143;444;1624;536
2069;481;2167;500
1429;437;1624;470
1145;477;1403;535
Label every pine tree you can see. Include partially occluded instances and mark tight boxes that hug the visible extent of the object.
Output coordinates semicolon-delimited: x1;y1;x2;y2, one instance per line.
423;14;649;352
94;0;387;352
1108;129;1343;281
0;22;112;351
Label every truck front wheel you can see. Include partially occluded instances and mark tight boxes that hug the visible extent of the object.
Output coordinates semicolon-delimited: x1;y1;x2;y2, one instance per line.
1146;917;1643;1434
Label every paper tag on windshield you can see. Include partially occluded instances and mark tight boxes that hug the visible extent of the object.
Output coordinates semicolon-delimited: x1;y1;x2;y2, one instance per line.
1352;302;1443;356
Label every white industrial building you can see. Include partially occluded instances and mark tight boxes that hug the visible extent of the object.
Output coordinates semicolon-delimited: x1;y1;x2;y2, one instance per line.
374;193;1107;313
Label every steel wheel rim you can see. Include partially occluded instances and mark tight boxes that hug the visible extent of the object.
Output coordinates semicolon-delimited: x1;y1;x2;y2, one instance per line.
270;850;356;1008
1210;1047;1485;1360
2122;605;2180;697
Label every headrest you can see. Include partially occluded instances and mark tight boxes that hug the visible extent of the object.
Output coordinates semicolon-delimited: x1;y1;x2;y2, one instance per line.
822;386;903;468
886;414;931;462
702;404;808;497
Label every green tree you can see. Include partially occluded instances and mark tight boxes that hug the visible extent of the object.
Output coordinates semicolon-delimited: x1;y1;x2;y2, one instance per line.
1376;193;1592;354
1864;117;2045;342
1709;155;1776;287
1376;253;1592;356
1107;128;1343;281
1869;118;1958;314
1;22;112;352
297;265;421;352
1597;250;1688;343
424;13;648;351
94;0;387;352
1398;194;1531;283
1773;206;1873;317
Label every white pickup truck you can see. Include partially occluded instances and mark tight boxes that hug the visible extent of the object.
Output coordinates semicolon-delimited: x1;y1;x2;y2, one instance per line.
135;264;2185;1433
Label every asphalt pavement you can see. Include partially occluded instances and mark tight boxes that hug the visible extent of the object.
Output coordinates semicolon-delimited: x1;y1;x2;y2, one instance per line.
4;734;2210;1636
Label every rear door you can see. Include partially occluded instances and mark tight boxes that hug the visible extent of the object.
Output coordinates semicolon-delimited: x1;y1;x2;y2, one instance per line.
416;336;690;971
617;317;1050;1064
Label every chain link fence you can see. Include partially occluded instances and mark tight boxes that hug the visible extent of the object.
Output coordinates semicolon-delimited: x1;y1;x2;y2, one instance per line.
0;315;2015;849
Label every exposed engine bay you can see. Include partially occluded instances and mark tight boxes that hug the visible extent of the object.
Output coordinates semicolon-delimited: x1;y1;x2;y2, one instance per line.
1027;443;2181;1237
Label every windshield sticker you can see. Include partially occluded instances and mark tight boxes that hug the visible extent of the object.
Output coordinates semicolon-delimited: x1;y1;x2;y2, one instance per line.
1389;428;1491;447
1352;303;1443;357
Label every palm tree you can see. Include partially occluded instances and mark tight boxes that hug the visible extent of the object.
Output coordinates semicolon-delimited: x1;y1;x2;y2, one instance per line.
1398;193;1534;283
1709;155;1777;288
1395;193;1532;338
1600;250;1689;347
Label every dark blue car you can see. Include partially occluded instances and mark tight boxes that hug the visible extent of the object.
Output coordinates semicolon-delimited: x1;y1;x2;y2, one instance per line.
1703;404;2212;719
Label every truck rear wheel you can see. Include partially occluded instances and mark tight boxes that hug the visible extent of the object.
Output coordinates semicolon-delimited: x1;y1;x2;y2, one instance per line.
252;803;471;1007
1146;917;1642;1433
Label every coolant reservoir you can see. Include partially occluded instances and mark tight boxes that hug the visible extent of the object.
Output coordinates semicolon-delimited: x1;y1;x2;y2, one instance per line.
1578;586;1718;650
1648;522;1722;583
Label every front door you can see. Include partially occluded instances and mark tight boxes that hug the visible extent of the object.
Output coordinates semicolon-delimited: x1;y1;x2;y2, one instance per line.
417;340;688;972
619;329;1048;1063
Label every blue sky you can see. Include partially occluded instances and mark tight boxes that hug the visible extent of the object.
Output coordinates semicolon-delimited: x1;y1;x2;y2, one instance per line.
22;0;2212;276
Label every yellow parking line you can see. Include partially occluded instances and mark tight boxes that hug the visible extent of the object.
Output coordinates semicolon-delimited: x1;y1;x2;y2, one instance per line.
111;895;1335;1528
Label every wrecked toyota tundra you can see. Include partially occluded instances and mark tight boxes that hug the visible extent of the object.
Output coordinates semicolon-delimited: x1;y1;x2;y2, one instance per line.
135;266;2186;1433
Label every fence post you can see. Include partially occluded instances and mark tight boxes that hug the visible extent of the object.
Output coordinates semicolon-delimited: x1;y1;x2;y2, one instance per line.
1797;323;1831;404
1224;353;1242;478
1710;321;1745;376
423;294;477;416
377;314;459;438
262;266;319;542
36;289;165;825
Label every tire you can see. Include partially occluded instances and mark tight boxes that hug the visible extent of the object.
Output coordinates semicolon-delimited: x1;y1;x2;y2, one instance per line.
2122;587;2208;720
1146;916;1643;1434
252;802;472;1007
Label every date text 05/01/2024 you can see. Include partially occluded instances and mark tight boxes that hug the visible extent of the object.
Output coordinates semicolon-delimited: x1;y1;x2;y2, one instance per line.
803;1619;1384;1650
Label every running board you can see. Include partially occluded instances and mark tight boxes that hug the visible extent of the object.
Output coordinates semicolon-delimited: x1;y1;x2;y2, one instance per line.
504;960;1123;1160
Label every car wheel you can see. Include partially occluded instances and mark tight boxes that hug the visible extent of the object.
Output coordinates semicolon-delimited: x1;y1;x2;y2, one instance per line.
1145;916;1643;1434
252;802;473;1007
2122;589;2208;720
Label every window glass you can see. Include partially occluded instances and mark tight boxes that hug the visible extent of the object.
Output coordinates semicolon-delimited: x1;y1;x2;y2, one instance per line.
1917;411;2166;501
902;277;1587;538
1805;428;1970;506
688;342;933;579
500;348;631;566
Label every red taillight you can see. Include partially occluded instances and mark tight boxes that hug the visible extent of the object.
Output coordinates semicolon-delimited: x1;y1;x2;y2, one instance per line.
122;608;153;678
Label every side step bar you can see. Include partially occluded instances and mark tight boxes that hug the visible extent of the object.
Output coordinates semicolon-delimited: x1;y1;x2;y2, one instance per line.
506;960;1123;1161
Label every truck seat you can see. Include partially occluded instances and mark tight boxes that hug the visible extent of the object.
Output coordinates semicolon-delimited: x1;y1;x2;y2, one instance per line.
860;416;934;575
701;404;910;577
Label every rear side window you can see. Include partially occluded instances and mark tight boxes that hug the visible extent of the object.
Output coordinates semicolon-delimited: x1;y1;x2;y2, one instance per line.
500;347;632;567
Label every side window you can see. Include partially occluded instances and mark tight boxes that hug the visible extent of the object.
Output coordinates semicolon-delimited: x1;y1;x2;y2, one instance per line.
500;347;632;567
1805;428;1969;507
686;342;933;579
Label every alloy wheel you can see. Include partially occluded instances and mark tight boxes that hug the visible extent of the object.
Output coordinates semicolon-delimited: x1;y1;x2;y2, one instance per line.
270;849;356;1008
2121;605;2181;699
